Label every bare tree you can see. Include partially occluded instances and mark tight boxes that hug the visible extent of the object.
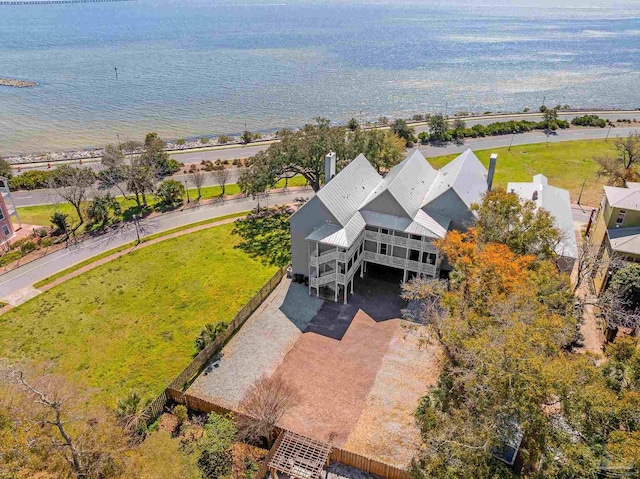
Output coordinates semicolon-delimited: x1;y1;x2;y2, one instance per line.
211;166;230;197
237;375;300;447
1;366;129;478
188;169;207;200
595;132;640;186
49;165;95;231
126;155;156;208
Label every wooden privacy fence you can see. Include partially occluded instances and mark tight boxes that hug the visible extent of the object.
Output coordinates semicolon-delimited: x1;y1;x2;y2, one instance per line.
330;448;411;479
142;265;289;425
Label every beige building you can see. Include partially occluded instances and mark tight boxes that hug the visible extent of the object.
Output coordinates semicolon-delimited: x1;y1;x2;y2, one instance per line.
588;182;640;293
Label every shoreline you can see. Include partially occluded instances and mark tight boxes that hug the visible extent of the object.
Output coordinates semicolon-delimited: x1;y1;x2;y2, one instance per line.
5;107;640;166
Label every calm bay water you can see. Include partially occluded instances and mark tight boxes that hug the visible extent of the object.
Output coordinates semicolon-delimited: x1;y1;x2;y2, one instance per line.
1;0;640;155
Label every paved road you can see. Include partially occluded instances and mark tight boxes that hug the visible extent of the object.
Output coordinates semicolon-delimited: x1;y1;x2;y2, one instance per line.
12;111;640;174
12;126;640;208
12;168;248;207
0;190;311;299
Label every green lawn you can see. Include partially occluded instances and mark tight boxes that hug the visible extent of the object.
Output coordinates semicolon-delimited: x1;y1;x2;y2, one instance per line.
0;223;277;406
429;139;613;206
17;175;308;227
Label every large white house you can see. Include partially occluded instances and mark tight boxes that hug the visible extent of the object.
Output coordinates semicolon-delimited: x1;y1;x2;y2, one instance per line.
290;149;495;303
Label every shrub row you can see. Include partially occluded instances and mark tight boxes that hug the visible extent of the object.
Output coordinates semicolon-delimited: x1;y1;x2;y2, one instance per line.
419;119;570;143
571;115;607;128
8;170;56;190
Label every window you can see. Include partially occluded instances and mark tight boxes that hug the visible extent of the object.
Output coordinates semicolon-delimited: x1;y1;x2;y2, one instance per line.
410;234;421;240
339;263;346;274
616;209;627;226
422;252;437;265
380;243;388;255
2;225;8;236
0;209;4;221
348;259;353;271
409;249;420;261
381;228;389;235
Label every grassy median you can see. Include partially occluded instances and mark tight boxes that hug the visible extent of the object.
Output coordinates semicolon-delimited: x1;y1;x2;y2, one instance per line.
17;175;308;227
0;223;277;406
429;138;612;206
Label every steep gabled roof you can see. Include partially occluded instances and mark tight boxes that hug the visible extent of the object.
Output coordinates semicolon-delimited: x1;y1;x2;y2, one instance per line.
422;149;488;208
361;150;438;218
604;185;640;210
315;154;382;226
507;174;578;260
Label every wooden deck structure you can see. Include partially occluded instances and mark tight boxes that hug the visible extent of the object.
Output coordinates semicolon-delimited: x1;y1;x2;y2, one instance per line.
268;431;332;479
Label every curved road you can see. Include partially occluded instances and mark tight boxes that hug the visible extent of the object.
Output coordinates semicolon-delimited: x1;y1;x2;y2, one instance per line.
11;125;640;207
0;190;311;302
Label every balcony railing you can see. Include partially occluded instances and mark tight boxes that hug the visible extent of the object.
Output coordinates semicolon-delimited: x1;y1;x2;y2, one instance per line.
363;251;437;276
364;230;438;253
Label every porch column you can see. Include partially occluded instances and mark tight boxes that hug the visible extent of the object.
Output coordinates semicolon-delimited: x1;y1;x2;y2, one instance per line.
360;262;364;278
308;242;311;295
403;269;408;282
351;278;354;294
316;242;320;297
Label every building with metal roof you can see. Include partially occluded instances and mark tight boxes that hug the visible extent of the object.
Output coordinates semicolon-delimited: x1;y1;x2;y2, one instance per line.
290;149;492;303
507;174;579;273
588;182;640;293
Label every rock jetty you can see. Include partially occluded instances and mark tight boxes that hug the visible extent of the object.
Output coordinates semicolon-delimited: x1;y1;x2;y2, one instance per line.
0;78;37;88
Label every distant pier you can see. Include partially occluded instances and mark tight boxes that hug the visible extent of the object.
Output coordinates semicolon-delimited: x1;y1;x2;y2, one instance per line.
0;0;133;5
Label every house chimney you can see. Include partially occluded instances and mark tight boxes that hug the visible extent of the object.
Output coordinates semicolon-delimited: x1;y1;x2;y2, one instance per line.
325;152;336;184
487;153;498;191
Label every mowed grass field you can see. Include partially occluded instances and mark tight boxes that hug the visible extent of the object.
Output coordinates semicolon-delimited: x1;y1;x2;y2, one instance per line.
0;223;277;406
17;175;308;227
429;139;613;206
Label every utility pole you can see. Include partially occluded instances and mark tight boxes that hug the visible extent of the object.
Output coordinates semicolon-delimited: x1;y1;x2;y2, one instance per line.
114;67;118;80
577;178;586;206
605;125;612;143
133;214;141;244
509;132;516;151
185;179;190;204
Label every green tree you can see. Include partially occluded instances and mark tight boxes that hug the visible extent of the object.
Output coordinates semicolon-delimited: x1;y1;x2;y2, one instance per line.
232;205;294;266
390;118;415;146
542;107;559;130
0;157;12;178
142;132;173;176
347;118;360;131
610;263;640;309
428;114;449;143
346;129;405;173
471;189;562;260
239;119;348;193
156;179;185;207
241;130;252;144
50;165;96;230
50;211;71;237
197;413;236;479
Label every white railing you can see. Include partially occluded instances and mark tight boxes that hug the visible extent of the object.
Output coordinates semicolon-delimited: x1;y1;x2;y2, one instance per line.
364;230;438;253
310;256;318;267
364;251;437;276
316;273;336;286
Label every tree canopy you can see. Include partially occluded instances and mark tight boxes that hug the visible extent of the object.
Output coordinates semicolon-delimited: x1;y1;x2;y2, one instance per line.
472;189;563;261
404;230;640;477
238;119;407;194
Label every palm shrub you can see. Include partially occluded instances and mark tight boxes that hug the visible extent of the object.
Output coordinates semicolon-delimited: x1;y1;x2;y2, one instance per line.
156;179;185;208
50;211;70;236
116;391;150;436
195;322;229;352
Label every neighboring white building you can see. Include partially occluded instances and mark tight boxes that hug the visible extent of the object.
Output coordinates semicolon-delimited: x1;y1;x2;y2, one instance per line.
290;149;494;303
507;174;578;273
